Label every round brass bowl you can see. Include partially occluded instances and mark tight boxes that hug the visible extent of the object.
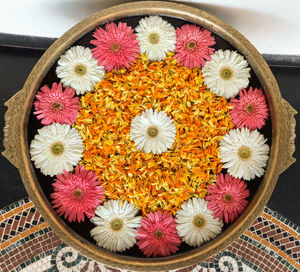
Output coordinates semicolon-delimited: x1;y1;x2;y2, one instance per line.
2;1;296;271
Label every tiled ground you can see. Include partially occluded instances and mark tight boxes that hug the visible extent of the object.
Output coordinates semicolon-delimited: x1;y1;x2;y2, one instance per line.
0;198;299;272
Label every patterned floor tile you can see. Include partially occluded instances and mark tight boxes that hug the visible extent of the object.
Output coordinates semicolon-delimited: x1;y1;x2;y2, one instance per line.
0;198;299;272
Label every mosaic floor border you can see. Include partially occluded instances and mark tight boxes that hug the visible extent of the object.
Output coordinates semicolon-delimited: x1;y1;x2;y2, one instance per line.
0;197;299;272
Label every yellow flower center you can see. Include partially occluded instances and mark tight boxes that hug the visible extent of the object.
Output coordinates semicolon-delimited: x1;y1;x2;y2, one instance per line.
73;189;83;198
51;142;65;155
245;104;254;113
154;229;164;239
148;33;160;44
111;43;121;53
74;64;87;76
110;218;123;231
53;102;62;110
186;41;197;51
220;67;233;80
238;146;252;160
147;126;159;137
223;193;232;203
193;214;206;229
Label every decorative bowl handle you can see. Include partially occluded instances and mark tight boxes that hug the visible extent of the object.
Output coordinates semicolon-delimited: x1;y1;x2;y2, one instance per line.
278;98;297;174
2;90;27;169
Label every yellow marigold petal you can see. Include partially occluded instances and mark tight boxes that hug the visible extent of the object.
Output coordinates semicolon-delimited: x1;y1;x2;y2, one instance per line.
74;53;234;215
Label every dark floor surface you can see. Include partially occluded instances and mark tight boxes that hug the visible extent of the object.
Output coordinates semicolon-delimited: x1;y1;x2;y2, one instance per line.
0;44;299;226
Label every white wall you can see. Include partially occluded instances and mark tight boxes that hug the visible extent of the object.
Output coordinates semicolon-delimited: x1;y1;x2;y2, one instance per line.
1;0;300;55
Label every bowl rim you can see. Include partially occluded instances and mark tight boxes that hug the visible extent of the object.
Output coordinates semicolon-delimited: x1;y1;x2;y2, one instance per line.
17;1;283;270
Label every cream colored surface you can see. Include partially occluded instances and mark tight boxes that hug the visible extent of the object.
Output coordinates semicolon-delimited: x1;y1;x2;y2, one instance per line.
1;0;300;55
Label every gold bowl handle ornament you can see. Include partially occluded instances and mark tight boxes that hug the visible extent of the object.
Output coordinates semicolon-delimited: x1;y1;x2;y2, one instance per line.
2;90;26;169
278;99;297;174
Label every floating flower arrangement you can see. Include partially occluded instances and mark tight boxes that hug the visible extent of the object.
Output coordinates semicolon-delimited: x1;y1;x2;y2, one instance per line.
29;16;270;256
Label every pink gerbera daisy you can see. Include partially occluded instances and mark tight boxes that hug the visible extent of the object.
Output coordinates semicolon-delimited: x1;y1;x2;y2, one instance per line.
34;83;79;125
174;24;215;68
90;22;140;71
136;211;181;257
206;173;250;224
230;87;269;130
51;166;105;222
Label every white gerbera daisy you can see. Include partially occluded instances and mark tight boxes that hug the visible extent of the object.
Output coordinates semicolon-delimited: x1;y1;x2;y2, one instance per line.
56;45;105;95
219;127;270;180
176;198;223;247
135;16;176;61
90;200;141;252
202;50;251;99
30;123;83;177
130;108;176;154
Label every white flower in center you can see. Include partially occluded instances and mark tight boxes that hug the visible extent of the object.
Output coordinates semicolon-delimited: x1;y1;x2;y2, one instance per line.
130;108;176;154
